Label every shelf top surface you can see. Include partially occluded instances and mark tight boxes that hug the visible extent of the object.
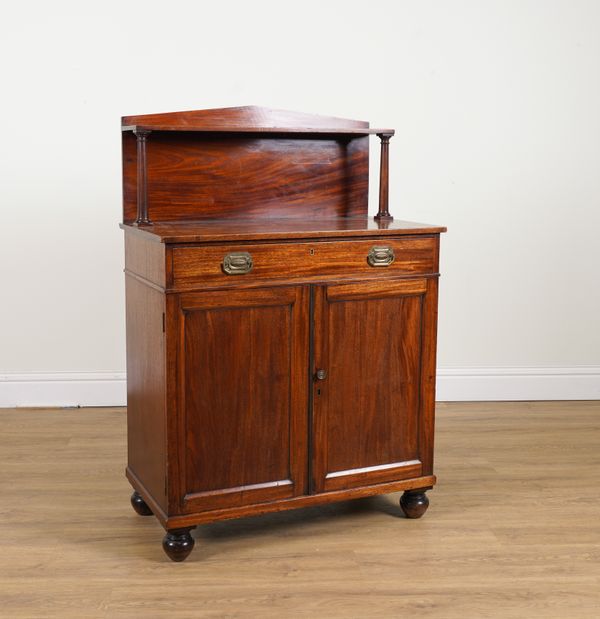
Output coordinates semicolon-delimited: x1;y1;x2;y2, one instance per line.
121;105;393;136
120;217;446;244
123;125;394;136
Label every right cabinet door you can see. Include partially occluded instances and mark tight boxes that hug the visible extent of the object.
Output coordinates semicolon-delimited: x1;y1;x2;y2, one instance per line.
312;277;438;493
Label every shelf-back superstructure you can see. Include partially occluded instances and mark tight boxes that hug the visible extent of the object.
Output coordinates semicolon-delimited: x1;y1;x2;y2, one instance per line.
121;106;395;226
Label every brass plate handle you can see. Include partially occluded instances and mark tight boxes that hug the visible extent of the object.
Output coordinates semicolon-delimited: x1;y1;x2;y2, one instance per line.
367;246;395;267
223;252;253;275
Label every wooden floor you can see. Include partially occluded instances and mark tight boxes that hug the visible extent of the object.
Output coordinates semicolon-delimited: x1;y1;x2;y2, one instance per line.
1;402;599;618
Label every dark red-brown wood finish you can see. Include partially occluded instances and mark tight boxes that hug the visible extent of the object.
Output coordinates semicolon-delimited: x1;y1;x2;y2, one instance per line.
312;278;433;493
122;132;370;223
122;106;445;561
122;105;387;133
176;286;310;513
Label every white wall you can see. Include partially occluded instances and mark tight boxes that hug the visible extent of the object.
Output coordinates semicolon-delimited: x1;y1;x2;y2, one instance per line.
1;0;599;405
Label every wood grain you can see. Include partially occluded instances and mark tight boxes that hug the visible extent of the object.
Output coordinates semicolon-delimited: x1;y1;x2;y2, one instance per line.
122;105;369;132
125;275;167;511
122;134;368;223
326;277;427;301
120;106;445;561
123;230;166;288
312;279;426;492
124;235;442;543
162;475;436;529
375;133;393;221
124;126;394;135
1;402;599;618
121;218;447;244
171;237;436;289
419;277;440;475
176;286;310;513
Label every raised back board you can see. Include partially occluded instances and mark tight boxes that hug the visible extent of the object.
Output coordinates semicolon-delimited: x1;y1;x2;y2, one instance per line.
122;106;370;223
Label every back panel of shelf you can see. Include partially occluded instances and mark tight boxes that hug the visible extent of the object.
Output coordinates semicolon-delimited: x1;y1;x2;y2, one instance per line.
122;131;369;223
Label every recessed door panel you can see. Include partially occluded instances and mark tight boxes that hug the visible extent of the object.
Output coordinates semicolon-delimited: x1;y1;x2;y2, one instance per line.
312;278;430;492
177;286;309;512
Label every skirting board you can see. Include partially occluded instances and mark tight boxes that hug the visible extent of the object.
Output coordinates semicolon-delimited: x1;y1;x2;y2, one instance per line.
0;367;599;408
437;367;600;402
0;373;127;408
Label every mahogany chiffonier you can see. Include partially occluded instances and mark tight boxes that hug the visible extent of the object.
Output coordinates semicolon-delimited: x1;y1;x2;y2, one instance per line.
120;106;446;561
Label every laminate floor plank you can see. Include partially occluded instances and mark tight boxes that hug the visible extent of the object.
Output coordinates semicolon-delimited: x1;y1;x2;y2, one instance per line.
0;403;598;618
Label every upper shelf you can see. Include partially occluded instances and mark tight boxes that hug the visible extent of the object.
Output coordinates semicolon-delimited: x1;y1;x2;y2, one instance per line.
121;105;394;136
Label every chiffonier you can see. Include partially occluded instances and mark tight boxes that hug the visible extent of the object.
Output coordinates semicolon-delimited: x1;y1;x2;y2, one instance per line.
120;106;445;561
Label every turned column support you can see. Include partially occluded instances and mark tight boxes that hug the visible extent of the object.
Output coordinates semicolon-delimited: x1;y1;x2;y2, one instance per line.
375;131;394;223
134;128;151;225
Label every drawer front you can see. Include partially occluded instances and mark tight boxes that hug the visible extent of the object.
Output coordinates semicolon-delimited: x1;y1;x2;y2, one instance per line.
172;236;437;288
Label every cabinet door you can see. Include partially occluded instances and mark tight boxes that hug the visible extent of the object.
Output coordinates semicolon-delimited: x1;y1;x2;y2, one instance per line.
175;286;309;513
311;278;437;493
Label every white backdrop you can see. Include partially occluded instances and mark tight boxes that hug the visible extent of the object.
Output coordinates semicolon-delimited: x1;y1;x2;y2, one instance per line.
1;0;599;405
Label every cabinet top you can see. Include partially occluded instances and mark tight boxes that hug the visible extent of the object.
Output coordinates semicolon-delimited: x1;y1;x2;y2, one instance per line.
120;217;446;244
121;105;394;136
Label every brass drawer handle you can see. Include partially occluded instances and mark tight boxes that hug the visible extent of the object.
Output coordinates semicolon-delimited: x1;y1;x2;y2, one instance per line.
367;246;395;267
223;252;253;275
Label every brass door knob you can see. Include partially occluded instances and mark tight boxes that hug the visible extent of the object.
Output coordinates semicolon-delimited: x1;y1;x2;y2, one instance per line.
315;369;327;380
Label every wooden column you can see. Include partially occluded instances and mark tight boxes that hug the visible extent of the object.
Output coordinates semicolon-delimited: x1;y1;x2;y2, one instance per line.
134;129;151;225
375;132;394;222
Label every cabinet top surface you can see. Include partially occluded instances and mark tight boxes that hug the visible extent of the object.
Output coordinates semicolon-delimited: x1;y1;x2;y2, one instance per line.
120;217;446;244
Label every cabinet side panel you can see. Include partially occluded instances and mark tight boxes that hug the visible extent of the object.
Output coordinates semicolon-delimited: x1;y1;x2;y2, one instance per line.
419;276;440;475
125;276;167;509
124;231;166;287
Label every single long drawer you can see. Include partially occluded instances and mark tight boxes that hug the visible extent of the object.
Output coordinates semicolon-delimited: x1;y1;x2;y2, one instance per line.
171;236;437;287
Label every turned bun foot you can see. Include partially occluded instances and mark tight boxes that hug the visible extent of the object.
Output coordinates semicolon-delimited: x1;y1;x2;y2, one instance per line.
162;528;195;562
130;491;153;516
400;489;430;519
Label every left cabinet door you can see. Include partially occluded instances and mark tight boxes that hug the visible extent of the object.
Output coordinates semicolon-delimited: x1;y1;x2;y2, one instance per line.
173;286;310;513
